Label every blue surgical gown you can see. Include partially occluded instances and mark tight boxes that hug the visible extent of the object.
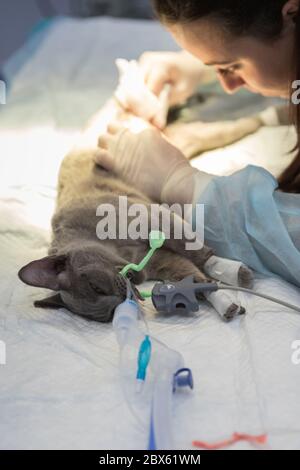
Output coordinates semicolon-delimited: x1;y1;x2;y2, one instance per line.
197;165;300;287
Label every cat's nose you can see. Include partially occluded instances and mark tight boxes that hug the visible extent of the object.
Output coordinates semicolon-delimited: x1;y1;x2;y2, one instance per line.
127;270;134;281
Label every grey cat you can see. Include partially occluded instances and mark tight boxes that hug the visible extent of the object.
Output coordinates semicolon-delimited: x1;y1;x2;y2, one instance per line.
18;145;253;322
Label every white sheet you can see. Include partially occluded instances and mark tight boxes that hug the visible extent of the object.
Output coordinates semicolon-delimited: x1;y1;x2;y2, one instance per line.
0;17;300;450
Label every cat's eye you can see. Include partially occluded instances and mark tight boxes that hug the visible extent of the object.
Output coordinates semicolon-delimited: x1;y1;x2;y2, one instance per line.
88;281;104;295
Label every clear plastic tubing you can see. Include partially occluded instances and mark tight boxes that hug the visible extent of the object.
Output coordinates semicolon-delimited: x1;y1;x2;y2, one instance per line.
113;299;188;450
113;299;139;348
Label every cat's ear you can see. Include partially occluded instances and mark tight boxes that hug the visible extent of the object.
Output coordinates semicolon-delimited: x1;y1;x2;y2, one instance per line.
18;255;69;291
34;293;67;310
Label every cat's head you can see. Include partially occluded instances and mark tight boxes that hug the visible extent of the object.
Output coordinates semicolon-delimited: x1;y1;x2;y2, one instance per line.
18;244;144;322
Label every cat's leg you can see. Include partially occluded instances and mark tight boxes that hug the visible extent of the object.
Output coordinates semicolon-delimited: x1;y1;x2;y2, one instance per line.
203;291;246;322
147;204;215;269
164;117;263;159
203;255;254;288
146;249;211;283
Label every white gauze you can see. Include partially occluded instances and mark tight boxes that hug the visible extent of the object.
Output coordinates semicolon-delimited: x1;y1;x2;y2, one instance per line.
204;255;245;286
204;290;243;321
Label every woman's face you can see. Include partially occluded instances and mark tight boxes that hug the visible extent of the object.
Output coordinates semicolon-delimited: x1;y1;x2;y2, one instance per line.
169;18;296;98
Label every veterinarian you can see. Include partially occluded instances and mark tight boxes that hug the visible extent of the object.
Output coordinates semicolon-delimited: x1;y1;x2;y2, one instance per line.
96;0;300;288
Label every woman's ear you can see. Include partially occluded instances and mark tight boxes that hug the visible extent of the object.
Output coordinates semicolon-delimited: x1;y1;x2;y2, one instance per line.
282;0;300;20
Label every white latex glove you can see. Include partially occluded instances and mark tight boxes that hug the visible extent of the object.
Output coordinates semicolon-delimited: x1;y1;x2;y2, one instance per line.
114;58;171;129
139;50;215;106
96;121;214;205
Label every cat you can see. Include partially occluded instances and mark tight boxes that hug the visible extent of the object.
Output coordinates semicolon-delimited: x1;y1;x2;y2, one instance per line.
18;100;254;322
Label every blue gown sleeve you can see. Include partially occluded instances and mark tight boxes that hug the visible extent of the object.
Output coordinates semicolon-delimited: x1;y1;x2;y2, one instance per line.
196;165;300;287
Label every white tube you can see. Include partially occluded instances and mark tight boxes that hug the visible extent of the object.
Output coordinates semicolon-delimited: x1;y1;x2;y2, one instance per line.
113;299;139;348
150;349;184;450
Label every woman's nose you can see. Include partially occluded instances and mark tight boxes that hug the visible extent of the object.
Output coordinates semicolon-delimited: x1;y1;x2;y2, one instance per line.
219;74;246;94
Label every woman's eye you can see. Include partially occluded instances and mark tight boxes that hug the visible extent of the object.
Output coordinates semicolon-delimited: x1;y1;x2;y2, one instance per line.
218;68;228;76
218;65;240;76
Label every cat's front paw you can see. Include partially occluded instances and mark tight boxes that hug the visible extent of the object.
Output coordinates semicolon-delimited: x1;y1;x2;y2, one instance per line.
205;290;246;322
223;304;246;322
204;255;254;289
237;265;254;289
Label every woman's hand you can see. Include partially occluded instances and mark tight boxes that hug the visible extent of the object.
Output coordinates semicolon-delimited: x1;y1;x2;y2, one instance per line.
139;50;214;106
95;119;195;205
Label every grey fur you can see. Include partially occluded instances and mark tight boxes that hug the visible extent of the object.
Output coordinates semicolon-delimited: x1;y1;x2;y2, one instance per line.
19;149;215;322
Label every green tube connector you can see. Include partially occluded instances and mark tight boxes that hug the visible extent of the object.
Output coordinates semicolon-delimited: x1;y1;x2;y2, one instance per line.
120;231;166;278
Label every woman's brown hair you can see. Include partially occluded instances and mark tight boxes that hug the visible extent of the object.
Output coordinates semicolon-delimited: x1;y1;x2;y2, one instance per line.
152;0;300;193
278;8;300;192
